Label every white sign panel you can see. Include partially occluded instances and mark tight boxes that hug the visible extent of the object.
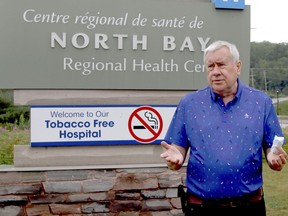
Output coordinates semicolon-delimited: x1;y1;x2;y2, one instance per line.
30;105;176;146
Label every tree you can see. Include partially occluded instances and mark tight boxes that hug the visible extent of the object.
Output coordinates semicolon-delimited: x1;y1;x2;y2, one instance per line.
250;42;288;95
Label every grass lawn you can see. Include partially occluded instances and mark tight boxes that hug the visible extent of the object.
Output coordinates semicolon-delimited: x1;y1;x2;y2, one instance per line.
264;127;288;216
263;161;288;216
0;127;29;164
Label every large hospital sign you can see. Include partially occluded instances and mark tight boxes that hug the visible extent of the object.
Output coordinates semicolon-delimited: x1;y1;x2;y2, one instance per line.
0;0;250;90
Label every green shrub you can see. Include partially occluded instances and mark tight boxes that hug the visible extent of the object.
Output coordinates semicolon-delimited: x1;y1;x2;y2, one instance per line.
0;90;29;129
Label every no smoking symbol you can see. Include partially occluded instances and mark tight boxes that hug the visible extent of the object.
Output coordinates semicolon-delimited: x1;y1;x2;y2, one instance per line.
128;106;163;143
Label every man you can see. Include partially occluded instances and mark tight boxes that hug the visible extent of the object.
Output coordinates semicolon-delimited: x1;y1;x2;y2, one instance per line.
160;40;287;216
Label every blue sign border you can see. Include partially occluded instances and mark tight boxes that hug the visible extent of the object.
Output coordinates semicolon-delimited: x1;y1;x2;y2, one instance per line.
31;139;164;147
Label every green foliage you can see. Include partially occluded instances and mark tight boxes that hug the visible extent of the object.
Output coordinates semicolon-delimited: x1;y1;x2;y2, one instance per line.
0;128;30;164
250;42;288;94
0;90;30;129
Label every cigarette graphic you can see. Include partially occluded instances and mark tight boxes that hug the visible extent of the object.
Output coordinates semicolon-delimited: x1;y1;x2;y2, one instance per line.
133;111;159;130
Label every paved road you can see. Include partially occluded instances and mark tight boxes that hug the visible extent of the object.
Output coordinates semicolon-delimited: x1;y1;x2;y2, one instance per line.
279;117;288;128
272;97;288;104
271;97;288;128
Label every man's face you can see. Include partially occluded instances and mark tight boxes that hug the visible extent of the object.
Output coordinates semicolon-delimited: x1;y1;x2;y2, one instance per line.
205;47;241;96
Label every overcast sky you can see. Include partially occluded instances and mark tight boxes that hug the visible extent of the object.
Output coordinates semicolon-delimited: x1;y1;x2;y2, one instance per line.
246;0;288;43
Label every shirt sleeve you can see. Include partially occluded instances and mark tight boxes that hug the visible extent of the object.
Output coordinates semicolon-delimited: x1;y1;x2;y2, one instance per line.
263;96;285;149
164;96;189;148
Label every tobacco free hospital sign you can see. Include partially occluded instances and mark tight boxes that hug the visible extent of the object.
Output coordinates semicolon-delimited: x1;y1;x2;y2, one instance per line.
30;105;176;146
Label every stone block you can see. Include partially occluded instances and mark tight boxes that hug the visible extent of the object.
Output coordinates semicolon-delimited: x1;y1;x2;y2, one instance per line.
67;192;114;202
20;172;46;183
90;169;117;178
166;188;178;198
26;204;50;216
0;184;41;195
83;178;115;192
141;189;166;199
0;196;28;205
114;174;158;190
46;170;90;181
43;181;81;194
50;203;81;214
82;202;110;213
0;205;25;216
170;209;184;216
144;199;172;211
29;194;65;204
110;200;142;212
0;172;45;185
115;191;141;200
158;174;182;188
170;198;182;209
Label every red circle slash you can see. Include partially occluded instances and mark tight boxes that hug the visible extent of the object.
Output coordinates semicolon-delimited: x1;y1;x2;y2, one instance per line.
128;106;163;143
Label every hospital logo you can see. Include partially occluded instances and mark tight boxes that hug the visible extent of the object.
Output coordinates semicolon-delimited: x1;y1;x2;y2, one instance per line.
212;0;245;10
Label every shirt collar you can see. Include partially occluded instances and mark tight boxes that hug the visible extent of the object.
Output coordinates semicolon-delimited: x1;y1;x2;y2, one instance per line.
210;79;243;101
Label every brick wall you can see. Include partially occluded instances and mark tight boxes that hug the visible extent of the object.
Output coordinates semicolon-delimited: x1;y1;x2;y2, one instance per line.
0;167;186;216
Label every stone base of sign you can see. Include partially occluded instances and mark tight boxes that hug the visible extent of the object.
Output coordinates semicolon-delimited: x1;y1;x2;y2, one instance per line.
14;144;167;168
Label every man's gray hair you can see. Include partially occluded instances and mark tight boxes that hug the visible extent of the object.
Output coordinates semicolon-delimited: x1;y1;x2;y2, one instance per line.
203;41;240;64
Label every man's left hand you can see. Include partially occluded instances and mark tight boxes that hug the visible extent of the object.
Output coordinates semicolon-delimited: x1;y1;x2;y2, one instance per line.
266;146;288;171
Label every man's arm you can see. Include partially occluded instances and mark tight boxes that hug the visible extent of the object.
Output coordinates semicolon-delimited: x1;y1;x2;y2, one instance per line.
160;141;188;170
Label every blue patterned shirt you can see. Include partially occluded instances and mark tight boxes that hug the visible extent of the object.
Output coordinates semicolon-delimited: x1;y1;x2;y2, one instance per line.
165;80;284;199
